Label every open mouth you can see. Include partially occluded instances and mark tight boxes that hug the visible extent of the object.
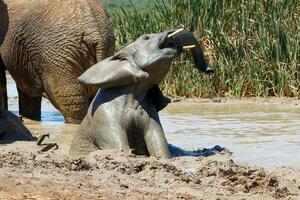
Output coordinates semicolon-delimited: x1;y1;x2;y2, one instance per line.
159;28;196;51
158;34;177;50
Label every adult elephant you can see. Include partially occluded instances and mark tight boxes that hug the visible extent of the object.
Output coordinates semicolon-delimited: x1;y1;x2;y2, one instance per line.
0;0;8;46
0;0;8;102
0;0;32;141
0;0;115;124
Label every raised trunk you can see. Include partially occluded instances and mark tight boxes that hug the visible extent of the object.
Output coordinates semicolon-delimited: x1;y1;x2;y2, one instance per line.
169;29;214;74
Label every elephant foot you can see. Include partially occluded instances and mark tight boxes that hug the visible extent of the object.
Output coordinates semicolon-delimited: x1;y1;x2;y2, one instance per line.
64;116;83;124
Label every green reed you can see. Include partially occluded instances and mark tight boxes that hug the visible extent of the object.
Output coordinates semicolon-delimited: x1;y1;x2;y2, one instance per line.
110;0;300;97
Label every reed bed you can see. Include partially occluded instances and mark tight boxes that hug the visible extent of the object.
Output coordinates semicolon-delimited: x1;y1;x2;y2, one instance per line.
110;0;299;97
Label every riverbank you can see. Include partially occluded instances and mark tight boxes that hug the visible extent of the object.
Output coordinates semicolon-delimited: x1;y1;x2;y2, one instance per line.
0;142;299;200
169;96;300;105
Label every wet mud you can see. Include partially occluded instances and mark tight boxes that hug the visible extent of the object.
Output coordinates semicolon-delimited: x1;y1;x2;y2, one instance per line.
1;76;300;199
0;144;299;200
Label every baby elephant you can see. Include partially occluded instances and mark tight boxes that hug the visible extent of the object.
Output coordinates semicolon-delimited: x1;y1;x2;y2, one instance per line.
70;29;214;158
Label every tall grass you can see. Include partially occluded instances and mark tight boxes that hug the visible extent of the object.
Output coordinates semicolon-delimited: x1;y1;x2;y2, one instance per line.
110;0;300;98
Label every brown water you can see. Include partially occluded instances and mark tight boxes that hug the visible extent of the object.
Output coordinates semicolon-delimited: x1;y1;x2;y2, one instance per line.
7;77;300;169
162;102;300;169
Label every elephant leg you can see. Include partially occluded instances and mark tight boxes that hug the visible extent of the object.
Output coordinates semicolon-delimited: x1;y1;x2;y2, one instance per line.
0;56;7;109
69;118;99;156
96;122;132;152
127;128;149;156
17;87;41;120
70;118;131;156
144;118;170;158
42;74;89;124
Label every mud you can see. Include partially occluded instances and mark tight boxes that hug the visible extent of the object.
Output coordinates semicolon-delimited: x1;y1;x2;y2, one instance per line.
2;77;300;199
0;142;299;200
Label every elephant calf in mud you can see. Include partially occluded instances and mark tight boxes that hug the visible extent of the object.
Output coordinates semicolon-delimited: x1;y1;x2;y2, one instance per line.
70;29;213;158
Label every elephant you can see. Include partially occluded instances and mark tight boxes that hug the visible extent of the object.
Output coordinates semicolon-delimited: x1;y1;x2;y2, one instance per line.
0;0;32;141
0;0;8;46
69;28;214;158
0;0;8;101
0;0;115;124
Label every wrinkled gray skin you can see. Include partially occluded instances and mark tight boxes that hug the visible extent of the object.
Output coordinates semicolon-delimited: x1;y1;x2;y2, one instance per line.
70;29;214;158
0;0;32;141
0;0;115;124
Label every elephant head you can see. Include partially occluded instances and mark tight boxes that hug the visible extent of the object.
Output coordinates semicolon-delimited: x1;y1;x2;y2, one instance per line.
78;28;213;90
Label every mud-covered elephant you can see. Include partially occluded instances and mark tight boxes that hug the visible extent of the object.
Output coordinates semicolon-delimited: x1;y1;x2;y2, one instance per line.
0;0;115;124
70;29;214;158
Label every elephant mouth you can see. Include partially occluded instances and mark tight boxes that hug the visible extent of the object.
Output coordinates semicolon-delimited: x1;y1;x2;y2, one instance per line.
159;33;178;52
158;35;179;56
159;29;196;53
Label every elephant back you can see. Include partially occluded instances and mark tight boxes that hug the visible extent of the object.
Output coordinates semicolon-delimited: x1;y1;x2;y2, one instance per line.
0;0;9;46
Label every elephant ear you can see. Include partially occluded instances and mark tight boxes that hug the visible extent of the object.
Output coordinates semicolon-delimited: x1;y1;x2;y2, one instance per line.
78;55;149;89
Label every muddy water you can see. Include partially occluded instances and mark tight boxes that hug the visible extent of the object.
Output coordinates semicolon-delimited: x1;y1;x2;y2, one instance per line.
162;102;300;169
6;77;300;169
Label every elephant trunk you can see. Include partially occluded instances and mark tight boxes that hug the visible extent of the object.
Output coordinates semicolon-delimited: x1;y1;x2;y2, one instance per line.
168;29;214;74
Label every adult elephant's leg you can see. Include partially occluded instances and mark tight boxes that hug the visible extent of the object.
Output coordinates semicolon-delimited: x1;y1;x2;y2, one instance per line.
0;56;7;109
42;73;89;124
17;87;41;120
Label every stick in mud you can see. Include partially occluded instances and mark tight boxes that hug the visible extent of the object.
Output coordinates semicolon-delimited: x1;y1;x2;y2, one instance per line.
39;143;59;152
37;133;50;145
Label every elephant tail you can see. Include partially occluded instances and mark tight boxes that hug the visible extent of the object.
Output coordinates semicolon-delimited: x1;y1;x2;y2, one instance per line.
0;55;7;110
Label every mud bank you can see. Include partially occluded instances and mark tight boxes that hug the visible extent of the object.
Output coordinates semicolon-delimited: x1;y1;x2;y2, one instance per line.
0;142;299;200
169;96;300;105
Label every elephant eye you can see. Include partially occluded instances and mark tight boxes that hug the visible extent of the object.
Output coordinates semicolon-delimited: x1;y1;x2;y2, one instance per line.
143;35;150;40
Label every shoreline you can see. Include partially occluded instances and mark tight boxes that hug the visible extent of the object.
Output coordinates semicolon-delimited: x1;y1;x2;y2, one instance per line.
169;96;300;105
0;143;299;200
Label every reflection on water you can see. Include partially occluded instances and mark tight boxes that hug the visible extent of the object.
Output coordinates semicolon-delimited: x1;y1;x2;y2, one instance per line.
6;76;300;169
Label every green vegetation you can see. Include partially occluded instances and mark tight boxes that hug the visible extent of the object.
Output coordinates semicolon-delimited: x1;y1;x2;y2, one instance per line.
101;0;151;10
109;0;300;98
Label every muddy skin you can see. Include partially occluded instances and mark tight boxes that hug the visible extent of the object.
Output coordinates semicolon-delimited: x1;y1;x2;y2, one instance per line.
70;29;213;158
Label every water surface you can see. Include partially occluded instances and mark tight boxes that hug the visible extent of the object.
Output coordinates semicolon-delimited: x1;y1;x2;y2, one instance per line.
162;102;300;169
7;77;300;169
